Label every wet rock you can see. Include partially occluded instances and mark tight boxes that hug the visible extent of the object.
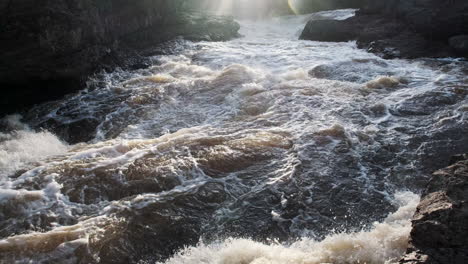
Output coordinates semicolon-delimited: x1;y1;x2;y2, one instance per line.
43;117;101;144
83;182;227;263
300;20;356;42
400;157;468;264
449;35;468;57
361;31;451;59
55;155;185;204
368;103;388;117
300;13;448;59
391;91;464;116
308;65;334;79
300;0;468;59
0;182;224;264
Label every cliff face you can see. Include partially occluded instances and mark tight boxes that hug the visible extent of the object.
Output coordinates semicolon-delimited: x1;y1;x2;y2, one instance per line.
300;0;468;59
0;0;240;115
400;155;468;263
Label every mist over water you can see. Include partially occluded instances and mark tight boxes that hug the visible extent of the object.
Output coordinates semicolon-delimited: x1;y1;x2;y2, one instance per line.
1;10;468;263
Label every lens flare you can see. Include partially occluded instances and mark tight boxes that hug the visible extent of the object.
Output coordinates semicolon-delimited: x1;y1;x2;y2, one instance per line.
288;0;300;15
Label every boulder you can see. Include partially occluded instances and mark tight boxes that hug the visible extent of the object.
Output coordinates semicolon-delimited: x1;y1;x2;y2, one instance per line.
300;19;356;42
400;156;468;264
301;0;468;59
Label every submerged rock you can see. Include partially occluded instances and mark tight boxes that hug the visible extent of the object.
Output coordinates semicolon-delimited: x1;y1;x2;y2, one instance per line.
0;0;240;116
400;156;468;264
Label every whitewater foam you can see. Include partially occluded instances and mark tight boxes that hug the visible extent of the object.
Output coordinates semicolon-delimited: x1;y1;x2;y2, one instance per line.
0;115;68;178
365;76;401;90
160;192;419;264
1;9;466;264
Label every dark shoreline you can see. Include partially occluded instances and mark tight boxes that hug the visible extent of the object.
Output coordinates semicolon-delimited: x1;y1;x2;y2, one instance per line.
298;2;468;262
0;1;240;116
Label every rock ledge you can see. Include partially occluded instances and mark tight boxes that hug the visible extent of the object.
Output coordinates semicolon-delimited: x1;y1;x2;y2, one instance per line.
400;155;468;264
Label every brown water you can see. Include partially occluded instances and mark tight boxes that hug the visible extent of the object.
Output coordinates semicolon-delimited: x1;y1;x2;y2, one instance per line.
1;10;468;264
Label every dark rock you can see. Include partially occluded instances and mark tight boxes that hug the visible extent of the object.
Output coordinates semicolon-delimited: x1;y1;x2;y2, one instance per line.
300;14;449;59
75;182;226;263
300;19;356;42
400;157;468;264
391;91;464;116
360;0;468;40
43;117;101;144
0;0;240;116
301;0;468;59
450;35;468;57
393;0;468;40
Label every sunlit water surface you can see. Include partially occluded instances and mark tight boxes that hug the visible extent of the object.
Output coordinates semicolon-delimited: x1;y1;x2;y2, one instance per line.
1;10;467;264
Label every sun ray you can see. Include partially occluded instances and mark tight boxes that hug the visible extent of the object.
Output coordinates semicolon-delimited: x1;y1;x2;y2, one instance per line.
288;0;300;15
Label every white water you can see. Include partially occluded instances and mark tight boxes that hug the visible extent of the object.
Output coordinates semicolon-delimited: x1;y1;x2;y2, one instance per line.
160;192;419;264
0;115;68;180
1;10;467;263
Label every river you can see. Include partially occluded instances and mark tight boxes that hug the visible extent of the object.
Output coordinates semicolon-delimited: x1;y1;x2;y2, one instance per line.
1;10;467;264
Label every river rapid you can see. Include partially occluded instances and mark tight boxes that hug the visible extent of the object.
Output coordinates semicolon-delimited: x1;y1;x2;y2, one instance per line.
1;10;467;264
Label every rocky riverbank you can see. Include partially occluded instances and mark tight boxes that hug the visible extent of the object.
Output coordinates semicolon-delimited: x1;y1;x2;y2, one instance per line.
298;2;468;262
400;154;468;263
0;0;240;116
300;0;468;59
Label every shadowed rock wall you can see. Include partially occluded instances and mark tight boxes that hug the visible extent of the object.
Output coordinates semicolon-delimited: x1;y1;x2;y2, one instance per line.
0;0;239;115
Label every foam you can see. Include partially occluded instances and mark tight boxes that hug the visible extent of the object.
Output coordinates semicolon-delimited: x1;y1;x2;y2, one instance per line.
0;127;68;178
0;215;109;255
161;192;419;264
365;76;401;90
0;114;30;131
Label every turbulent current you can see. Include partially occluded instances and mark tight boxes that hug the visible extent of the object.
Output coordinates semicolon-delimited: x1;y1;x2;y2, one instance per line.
1;10;468;264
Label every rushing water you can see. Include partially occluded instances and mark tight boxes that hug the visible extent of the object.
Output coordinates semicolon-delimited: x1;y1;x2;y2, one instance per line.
1;10;468;264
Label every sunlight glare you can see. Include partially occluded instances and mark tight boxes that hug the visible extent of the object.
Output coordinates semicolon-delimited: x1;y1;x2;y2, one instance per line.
288;0;300;15
193;0;294;19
